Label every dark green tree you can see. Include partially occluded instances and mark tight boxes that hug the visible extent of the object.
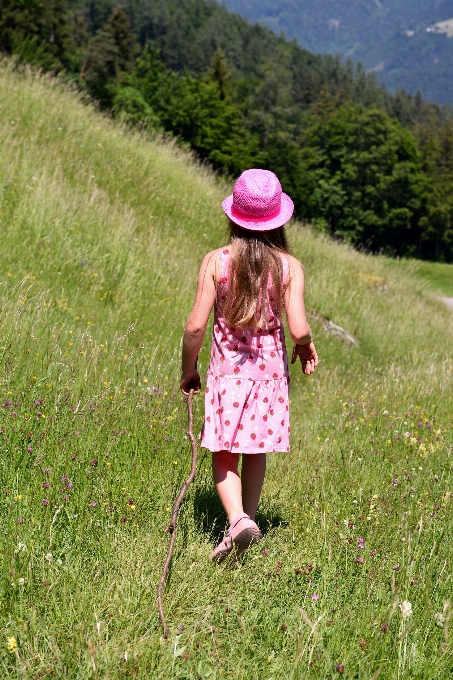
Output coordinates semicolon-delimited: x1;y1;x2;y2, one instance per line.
82;7;138;106
0;0;73;70
103;6;139;72
82;30;119;104
205;48;232;101
298;104;428;256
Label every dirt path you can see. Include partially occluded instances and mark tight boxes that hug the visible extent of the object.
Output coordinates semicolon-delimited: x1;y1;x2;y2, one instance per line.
441;297;453;311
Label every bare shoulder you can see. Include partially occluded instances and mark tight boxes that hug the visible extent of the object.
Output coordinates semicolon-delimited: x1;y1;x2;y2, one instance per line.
200;248;222;269
284;254;304;281
198;248;224;283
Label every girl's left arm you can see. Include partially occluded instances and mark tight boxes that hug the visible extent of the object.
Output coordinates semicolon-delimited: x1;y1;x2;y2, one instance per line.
180;251;217;395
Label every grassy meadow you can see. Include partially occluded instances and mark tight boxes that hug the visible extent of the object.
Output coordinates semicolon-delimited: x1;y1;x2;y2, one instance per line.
1;60;453;679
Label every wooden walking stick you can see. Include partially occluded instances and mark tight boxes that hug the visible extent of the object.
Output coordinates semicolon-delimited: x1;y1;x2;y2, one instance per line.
157;388;198;638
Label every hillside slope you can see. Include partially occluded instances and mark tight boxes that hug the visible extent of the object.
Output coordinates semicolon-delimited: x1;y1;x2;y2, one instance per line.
0;61;453;677
224;0;453;103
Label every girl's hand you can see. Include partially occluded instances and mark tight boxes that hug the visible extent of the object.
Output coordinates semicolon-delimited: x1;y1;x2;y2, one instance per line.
180;370;201;396
291;342;318;376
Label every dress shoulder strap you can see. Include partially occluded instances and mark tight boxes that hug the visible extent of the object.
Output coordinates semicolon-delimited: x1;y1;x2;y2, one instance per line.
217;247;230;282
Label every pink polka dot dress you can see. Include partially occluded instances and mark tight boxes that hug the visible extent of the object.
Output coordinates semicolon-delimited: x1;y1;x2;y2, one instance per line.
201;248;290;454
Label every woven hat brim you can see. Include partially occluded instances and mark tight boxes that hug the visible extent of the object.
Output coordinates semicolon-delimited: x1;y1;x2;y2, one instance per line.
222;193;294;231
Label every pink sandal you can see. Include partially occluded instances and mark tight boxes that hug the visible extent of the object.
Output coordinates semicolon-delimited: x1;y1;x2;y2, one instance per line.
210;513;262;563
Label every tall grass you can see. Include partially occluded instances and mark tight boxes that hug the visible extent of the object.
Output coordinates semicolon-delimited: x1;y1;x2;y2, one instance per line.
0;60;453;678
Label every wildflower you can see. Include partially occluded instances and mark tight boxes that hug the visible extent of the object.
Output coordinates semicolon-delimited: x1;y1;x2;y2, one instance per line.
6;636;17;653
121;517;126;523
380;624;388;632
44;468;51;474
311;593;319;601
392;478;398;485
393;564;400;570
280;624;287;631
358;638;367;650
18;577;25;585
399;601;413;618
335;664;344;674
66;483;72;489
17;517;24;524
91;459;98;467
357;537;365;549
435;612;445;627
261;549;269;557
61;475;68;482
370;550;376;556
89;501;97;507
356;557;364;564
45;552;53;562
14;542;27;554
42;498;49;506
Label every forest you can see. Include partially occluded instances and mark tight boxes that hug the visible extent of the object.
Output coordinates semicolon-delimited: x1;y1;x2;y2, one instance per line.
224;0;453;105
1;0;453;261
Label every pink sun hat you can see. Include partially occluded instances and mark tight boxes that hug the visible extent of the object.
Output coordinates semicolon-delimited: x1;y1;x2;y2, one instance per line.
222;168;294;231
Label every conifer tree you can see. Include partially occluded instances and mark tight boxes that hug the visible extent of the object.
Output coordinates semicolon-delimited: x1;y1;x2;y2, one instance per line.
0;0;73;70
205;49;232;100
103;6;139;72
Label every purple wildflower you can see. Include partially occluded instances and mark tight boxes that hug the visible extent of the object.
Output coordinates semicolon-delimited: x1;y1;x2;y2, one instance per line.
311;593;319;601
42;498;49;506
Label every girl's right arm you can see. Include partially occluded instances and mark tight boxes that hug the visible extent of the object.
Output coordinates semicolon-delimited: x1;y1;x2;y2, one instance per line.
284;257;318;376
180;251;218;394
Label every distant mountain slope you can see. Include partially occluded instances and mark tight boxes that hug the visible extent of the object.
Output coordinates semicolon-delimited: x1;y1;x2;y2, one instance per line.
223;0;453;103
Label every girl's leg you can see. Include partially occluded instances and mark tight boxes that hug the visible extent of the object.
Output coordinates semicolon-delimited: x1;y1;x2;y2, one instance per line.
241;453;266;521
212;450;243;525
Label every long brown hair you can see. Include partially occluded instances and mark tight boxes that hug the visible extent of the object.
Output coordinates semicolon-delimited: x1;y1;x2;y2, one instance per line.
223;220;291;329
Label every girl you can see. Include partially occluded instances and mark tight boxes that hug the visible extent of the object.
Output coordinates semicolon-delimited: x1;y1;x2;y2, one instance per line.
180;169;318;562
